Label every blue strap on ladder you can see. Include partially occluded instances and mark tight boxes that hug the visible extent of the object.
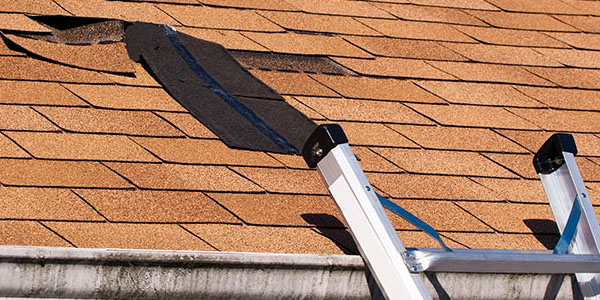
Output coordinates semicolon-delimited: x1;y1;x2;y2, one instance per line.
553;196;582;255
376;193;452;252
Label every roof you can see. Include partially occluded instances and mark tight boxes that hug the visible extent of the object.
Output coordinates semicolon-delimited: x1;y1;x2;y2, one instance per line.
0;0;599;255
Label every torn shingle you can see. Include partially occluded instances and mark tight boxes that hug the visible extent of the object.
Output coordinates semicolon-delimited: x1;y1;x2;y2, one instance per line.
231;51;353;74
26;18;125;45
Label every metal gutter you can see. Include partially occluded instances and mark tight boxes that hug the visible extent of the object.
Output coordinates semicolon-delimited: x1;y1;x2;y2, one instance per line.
0;246;584;299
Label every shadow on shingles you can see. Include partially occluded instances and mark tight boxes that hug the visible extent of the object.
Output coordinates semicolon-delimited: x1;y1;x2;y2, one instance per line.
301;213;359;255
524;219;560;250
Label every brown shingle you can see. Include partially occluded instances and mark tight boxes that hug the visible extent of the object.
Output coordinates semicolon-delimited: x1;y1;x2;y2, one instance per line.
3;35;134;73
483;0;584;14
387;199;492;232
249;70;337;97
470;178;549;204
456;202;556;234
199;0;296;11
0;0;68;14
46;222;213;250
454;26;569;48
133;137;282;166
534;48;600;69
0;159;132;188
554;15;600;33
242;32;372;58
104;64;161;87
0;13;53;32
375;3;487;26
482;153;537;179
0;105;58;131
310;75;445;103
343;36;467;61
399;230;464;249
407;0;498;10
369;173;502;201
259;11;380;36
75;189;239;223
415;81;545;107
0;134;29;158
390;125;527;153
374;148;518;177
107;163;262;192
63;84;185;112
440;43;561;67
406;103;539;130
231;167;327;194
184;224;346;254
284;96;326;120
426;61;555;86
0;56;110;83
0;221;70;247
297;97;434;124
36;107;183;137
332;57;455;79
337;122;418;147
545;32;600;51
498;130;600;157
160;5;281;31
209;193;341;226
7;132;158;162
292;0;393;18
0;187;102;220
507;108;600;133
354;146;403;172
0;37;22;56
56;0;177;24
525;67;600;89
0;81;85;106
466;11;578;31
445;232;552;250
359;18;476;42
267;152;309;169
512;86;600;111
177;28;268;52
154;112;217;139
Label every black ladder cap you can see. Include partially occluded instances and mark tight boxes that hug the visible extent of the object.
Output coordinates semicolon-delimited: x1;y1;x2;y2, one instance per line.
302;124;348;168
533;133;577;175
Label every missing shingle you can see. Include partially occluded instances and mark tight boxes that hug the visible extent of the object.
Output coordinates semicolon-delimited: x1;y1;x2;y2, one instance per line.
22;17;125;45
230;51;356;75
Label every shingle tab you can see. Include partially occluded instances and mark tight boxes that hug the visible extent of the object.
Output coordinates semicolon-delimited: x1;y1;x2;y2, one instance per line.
445;232;551;250
466;11;579;31
427;61;555;86
292;0;394;18
177;28;268;52
525;67;600;89
0;221;70;247
440;43;562;67
75;189;240;223
513;86;600;111
375;3;487;26
311;75;445;103
7;132;158;162
259;11;381;36
199;0;296;11
56;0;178;24
36;107;183;137
507;108;600;133
343;36;468;61
332;57;455;79
0;0;68;14
63;84;185;111
498;130;600;157
359;18;476;42
415;81;545;107
154;112;217;139
297;97;435;124
390;125;527;153
407;103;539;130
354;146;403;172
470;177;549;204
0;134;29;158
545;32;600;51
231;167;328;194
0;159;132;188
369;173;502;201
454;26;569;48
456;202;555;233
534;48;600;69
209;193;341;226
160;5;282;31
482;153;538;179
242;32;372;58
0;187;102;220
0;81;85;106
0;106;58;131
483;0;584;14
407;0;498;10
374;148;518;177
0;13;53;32
249;70;338;97
184;224;347;254
133;138;282;166
107;163;262;192
0;57;111;83
337;122;419;148
46;222;213;250
553;15;600;33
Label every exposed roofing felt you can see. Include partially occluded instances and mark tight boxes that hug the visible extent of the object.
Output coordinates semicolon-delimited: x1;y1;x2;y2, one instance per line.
0;0;599;256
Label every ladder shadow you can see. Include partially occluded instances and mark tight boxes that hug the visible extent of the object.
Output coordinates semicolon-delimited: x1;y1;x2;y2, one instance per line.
523;219;560;250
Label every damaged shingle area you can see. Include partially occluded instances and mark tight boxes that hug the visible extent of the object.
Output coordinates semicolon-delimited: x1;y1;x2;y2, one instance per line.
0;1;599;255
